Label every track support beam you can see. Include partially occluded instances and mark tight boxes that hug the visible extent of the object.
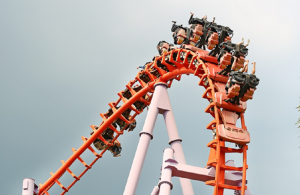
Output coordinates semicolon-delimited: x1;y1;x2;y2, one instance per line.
124;83;194;195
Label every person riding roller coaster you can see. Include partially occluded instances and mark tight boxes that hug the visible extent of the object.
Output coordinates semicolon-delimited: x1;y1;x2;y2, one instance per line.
204;19;220;50
217;38;250;76
188;13;212;50
208;25;233;56
188;13;234;53
137;41;176;71
122;84;149;111
157;40;176;55
91;124;122;157
90;105;137;157
137;61;152;70
171;22;191;45
225;57;260;105
172;13;214;49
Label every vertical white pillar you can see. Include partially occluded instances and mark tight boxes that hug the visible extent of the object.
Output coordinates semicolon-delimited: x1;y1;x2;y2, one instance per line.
22;178;38;195
170;141;194;195
124;83;194;195
163;104;194;194
150;186;159;195
124;85;165;195
158;148;174;195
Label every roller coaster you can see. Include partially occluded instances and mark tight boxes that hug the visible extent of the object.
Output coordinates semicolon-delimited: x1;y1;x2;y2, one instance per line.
22;13;260;195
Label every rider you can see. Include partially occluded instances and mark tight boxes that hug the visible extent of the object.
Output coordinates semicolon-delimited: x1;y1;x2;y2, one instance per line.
225;57;259;104
171;21;190;45
209;25;233;56
91;125;123;157
218;38;249;76
189;13;211;50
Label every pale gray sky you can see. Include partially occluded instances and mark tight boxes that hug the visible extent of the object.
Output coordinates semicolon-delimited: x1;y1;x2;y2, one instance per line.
1;0;300;194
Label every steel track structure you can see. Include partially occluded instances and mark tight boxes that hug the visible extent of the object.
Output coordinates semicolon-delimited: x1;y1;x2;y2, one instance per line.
38;48;251;195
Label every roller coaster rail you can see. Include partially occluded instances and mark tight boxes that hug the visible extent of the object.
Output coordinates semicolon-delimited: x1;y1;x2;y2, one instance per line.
22;13;259;195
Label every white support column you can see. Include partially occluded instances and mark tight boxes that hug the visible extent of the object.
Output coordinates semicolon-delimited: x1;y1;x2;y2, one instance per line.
124;84;165;195
160;88;195;195
158;148;174;195
22;178;38;195
124;83;194;195
150;186;159;195
169;141;194;195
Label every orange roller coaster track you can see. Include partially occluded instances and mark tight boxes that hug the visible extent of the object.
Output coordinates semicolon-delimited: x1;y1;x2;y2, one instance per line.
38;48;252;195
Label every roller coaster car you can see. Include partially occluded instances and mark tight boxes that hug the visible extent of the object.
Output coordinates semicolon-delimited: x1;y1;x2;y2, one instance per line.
148;68;161;78
118;108;137;132
233;44;248;58
133;99;147;111
217;41;234;68
171;21;199;46
103;106;133;131
122;85;142;99
217;25;233;44
218;110;250;145
195;50;218;64
215;92;247;113
214;82;247;113
217;41;248;76
188;14;210;49
139;71;152;83
154;58;169;72
203;62;228;83
208;25;233;57
116;108;131;130
92;138;108;151
195;23;219;50
231;44;248;71
225;71;259;104
182;44;201;53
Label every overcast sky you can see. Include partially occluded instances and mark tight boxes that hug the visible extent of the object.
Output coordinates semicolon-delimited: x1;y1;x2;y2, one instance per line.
1;0;300;195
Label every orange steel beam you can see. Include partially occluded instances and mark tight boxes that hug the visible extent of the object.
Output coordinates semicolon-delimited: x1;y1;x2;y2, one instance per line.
200;57;225;195
241;145;248;195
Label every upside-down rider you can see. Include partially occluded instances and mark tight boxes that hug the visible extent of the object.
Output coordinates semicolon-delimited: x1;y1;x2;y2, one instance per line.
208;24;233;56
91;125;122;157
224;56;260;104
157;40;177;55
218;38;250;76
171;21;191;46
189;13;211;50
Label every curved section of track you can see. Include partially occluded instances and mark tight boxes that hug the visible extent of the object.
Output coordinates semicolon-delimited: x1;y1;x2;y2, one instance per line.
38;48;249;195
